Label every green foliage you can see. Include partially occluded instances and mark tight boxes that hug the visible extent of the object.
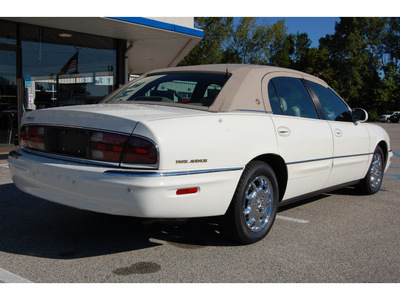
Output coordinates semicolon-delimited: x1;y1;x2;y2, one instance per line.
178;17;233;65
180;17;400;117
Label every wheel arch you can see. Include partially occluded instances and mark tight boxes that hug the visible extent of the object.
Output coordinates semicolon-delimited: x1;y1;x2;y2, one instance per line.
250;154;287;202
377;140;389;168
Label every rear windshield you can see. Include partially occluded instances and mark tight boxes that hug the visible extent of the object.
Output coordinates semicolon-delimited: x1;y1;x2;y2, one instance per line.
104;73;229;107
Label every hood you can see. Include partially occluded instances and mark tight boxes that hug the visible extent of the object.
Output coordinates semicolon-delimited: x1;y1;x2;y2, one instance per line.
22;103;208;134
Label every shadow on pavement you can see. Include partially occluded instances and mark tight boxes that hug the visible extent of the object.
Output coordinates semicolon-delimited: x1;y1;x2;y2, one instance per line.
0;183;234;260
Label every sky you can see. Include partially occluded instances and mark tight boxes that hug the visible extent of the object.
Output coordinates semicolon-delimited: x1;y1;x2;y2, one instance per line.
264;17;340;48
5;1;391;49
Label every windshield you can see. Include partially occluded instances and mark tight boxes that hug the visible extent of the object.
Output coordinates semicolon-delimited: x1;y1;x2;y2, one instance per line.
104;73;229;107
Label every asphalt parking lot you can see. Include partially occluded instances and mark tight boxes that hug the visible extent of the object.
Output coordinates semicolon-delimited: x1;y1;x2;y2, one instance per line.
0;123;399;284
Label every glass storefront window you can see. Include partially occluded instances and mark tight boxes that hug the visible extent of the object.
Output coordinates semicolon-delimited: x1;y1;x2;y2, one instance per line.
21;24;117;110
0;50;17;146
0;20;17;45
1;19;123;151
0;20;18;147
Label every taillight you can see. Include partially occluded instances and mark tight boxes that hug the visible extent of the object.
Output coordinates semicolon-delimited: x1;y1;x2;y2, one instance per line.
21;126;45;151
89;131;157;165
121;136;157;165
20;125;157;166
89;132;128;162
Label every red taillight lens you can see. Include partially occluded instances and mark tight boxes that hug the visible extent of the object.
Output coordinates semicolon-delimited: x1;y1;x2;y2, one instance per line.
89;132;157;165
89;132;128;162
20;126;157;166
122;137;157;165
21;126;45;151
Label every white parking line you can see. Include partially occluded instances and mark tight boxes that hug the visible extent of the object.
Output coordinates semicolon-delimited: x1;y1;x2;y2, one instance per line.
276;215;310;224
0;267;32;283
0;164;9;169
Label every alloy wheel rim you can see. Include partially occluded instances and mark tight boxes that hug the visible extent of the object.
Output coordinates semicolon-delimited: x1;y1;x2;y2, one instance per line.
370;153;383;189
243;176;273;232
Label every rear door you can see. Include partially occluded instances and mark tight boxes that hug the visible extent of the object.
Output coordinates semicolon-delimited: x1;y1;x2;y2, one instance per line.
265;76;333;200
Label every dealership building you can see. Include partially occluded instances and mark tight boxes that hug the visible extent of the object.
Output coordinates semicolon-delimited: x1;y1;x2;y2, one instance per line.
0;17;203;154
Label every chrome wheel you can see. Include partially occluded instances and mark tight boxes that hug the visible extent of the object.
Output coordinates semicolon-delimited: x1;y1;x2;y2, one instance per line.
225;161;279;244
243;175;273;232
370;152;383;189
355;146;385;195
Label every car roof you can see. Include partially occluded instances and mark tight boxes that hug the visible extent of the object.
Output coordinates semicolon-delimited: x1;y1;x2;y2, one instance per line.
145;64;330;113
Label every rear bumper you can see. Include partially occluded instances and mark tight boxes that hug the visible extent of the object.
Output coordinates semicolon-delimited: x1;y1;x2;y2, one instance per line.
8;150;242;218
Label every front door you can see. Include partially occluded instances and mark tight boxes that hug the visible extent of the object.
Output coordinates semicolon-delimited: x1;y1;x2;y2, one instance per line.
305;81;370;187
0;48;18;153
326;121;370;186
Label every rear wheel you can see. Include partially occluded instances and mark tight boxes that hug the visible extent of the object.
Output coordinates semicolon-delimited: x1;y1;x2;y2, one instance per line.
356;146;384;195
224;161;279;244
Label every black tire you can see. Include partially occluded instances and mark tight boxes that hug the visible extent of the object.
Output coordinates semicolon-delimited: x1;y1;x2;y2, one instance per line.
356;146;385;195
223;161;279;244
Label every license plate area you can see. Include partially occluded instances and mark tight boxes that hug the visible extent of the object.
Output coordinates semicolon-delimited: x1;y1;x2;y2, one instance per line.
46;127;89;158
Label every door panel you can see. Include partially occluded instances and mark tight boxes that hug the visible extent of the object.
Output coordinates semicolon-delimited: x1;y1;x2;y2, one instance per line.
304;81;371;187
272;116;333;200
326;121;370;186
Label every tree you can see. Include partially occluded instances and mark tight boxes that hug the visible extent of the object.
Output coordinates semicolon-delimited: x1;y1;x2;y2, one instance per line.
222;18;288;65
319;17;387;116
270;32;313;68
179;17;233;66
294;47;334;82
380;18;400;112
227;18;264;63
180;17;399;119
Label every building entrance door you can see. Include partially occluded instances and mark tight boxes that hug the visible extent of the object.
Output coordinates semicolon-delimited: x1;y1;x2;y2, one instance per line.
0;49;18;154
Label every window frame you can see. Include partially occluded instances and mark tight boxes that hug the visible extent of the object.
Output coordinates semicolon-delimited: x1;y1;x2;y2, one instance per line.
304;80;354;123
266;76;322;120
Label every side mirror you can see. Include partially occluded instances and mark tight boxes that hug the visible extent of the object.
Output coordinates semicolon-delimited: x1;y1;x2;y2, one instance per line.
352;108;368;123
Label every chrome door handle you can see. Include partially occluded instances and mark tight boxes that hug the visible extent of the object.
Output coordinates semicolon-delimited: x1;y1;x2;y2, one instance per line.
334;129;342;137
278;126;291;137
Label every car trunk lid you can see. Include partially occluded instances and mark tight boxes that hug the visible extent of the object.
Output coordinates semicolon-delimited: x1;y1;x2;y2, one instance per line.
22;103;207;134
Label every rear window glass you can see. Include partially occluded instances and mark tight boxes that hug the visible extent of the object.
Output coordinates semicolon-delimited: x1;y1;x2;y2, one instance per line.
105;73;229;107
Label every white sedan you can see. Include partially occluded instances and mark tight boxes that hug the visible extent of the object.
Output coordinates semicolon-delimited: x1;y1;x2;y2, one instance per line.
8;64;393;244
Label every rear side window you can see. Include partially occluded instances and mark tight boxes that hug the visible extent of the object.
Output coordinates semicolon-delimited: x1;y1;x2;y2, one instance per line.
105;73;229;107
307;81;352;122
269;77;319;119
268;81;283;115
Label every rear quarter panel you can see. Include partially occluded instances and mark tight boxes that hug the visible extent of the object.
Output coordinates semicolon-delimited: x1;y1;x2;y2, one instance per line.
133;112;279;171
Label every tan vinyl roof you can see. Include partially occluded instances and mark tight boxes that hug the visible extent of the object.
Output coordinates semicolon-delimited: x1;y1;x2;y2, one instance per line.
147;64;329;113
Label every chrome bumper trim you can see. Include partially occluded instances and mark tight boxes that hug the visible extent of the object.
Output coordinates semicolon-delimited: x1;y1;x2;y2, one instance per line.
103;167;244;177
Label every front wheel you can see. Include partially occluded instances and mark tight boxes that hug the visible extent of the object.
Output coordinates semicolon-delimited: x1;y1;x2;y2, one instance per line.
356;146;385;195
223;161;279;244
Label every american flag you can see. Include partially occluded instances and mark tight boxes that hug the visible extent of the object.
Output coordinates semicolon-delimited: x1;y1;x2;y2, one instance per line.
59;51;78;75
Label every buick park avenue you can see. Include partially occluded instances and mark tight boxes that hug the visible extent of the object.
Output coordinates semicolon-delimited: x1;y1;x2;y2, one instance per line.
8;64;392;244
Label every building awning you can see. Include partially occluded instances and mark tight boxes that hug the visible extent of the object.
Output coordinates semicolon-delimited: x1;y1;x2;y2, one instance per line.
2;17;203;74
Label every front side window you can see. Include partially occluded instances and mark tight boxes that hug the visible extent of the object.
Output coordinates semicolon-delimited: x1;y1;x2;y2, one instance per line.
307;81;352;122
270;77;319;119
105;73;229;108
